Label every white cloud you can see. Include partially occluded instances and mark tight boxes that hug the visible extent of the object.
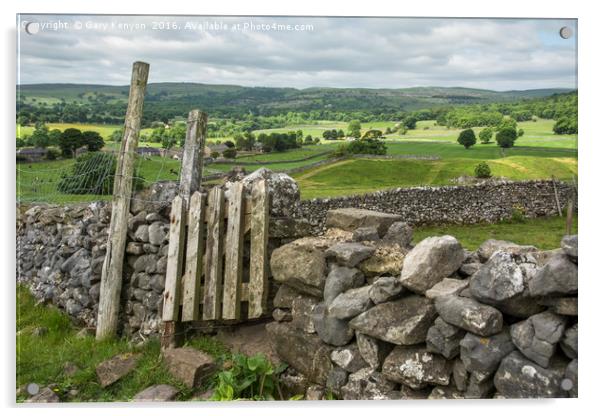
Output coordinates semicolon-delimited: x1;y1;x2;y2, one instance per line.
17;15;577;90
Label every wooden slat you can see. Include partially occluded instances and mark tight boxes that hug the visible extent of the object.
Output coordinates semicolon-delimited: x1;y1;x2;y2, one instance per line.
202;187;225;320
162;195;186;321
181;191;206;322
248;179;270;318
180;283;250;306
222;182;245;319
203;197;252;221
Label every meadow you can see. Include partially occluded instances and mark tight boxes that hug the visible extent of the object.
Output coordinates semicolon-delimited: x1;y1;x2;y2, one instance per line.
16;119;577;204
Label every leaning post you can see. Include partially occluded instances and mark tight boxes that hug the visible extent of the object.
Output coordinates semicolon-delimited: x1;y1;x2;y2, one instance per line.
161;109;208;349
96;61;150;340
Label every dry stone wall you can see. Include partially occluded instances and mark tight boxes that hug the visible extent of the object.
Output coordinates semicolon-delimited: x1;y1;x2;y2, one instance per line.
267;208;578;400
299;180;575;234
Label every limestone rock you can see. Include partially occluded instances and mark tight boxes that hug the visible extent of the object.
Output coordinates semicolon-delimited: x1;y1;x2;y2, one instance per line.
162;347;216;388
323;265;365;305
425;278;469;300
352;226;380;242
537;297;577;316
291;295;319;333
561;235;578;259
493;351;566;398
470;251;542;318
341;367;398;400
560;323;578;359
328;286;373;320
134;224;149;243
266;322;334;385
460;329;516;374
349;296;437;345
148;221;168;245
435;295;503;336
382;346;452;389
382;221;413;247
273;284;300;309
312;303;355;347
25;387;60;403
510;311;567;367
356;332;393;370
452;358;468;391
272;308;292;322
132;384;179;402
358;243;406;277
326;366;348;397
96;353;141;387
369;276;404;304
400;236;464;294
330;344;368;373
305;384;325;400
426;317;465;359
529;253;578;297
565;359;578;398
459;262;481;277
270;239;327;297
476;239;537;263
325;208;402;236
465;372;495;399
325;243;376;267
429;385;465;399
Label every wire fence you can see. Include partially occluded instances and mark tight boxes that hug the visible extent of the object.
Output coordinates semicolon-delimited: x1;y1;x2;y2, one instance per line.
16;149;225;206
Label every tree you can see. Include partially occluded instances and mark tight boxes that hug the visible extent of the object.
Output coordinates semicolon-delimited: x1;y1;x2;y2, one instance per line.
553;117;578;134
345;138;387;155
59;128;84;157
403;116;417;130
304;135;313;145
222;148;237;159
517;129;524;137
110;128;124;142
457;129;476;149
496;127;518;148
31;123;50;148
497;117;517;131
348;120;361;138
362;130;383;140
48;129;62;146
474;162;492;178
479;127;494;144
337;129;345;138
161;135;177;150
82;131;105;152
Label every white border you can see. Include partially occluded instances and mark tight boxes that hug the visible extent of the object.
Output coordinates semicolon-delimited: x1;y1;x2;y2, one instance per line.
3;1;600;415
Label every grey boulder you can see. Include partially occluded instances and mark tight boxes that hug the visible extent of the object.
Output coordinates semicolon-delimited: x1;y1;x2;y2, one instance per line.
382;221;413;247
435;295;503;336
349;295;437;345
382;345;452;389
460;329;516;374
400;235;464;294
325;243;376;267
356;332;393;370
330;344;368;373
561;235;578;260
312;303;355;347
270;240;327;297
529;253;578;297
560;323;578;359
323;265;365;305
510;311;567;368
368;276;404;304
426;317;465;359
328;286;373;320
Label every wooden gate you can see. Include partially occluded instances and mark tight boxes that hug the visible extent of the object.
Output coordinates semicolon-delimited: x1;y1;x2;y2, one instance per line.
161;179;270;323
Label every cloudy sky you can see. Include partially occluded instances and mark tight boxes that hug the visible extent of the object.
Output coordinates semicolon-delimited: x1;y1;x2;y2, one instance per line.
17;15;577;91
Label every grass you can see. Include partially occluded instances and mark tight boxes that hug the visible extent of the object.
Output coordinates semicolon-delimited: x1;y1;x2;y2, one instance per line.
294;156;577;199
17;123;154;141
413;214;578;251
16;285;230;402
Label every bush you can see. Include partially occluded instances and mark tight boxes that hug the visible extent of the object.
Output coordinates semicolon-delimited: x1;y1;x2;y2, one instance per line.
457;129;476;149
345;138;387;155
474;162;492;178
495;127;518;148
57;152;144;195
223;140;236;148
46;148;60;160
478;127;494;144
553;117;578;134
82;131;105;152
210;151;220;158
222;148;237;159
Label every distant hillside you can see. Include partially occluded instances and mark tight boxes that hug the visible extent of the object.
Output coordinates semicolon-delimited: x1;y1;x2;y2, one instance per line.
18;83;573;117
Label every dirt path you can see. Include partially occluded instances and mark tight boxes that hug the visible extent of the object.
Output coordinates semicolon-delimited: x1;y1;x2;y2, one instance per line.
294;158;355;181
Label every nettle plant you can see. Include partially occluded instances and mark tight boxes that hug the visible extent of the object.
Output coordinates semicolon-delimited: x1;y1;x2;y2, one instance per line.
211;354;288;401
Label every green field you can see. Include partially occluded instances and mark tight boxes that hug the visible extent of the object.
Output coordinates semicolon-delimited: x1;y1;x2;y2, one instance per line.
16;119;577;204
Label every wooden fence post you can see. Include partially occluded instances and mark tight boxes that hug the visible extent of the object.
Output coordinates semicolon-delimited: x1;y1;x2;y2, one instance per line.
161;109;207;348
96;61;149;340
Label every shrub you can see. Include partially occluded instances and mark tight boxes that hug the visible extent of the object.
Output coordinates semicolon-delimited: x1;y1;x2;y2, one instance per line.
457;129;476;149
222;148;237;159
82;131;105;152
210;151;219;158
46;148;60;160
58;128;84;157
553;117;578;134
57;152;143;195
478;127;494;144
509;205;526;223
517;128;524;137
474;162;492;178
345;138;387;155
223;140;236;148
495;127;518;148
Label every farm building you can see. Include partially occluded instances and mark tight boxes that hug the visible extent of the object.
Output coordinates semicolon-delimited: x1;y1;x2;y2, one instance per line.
16;147;48;162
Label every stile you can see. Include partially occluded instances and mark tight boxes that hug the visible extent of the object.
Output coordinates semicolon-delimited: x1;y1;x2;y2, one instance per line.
181;191;206;321
222;182;245;319
162;195;187;322
202;187;226;320
248;179;270;318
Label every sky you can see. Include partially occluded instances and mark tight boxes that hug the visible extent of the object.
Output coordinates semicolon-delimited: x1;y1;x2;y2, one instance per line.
17;15;577;91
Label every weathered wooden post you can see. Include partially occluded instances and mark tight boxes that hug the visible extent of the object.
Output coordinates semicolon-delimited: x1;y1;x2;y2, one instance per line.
96;61;149;340
161;109;208;348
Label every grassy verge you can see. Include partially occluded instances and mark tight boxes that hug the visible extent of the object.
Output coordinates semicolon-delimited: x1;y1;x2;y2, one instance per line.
413;215;577;251
16;286;227;402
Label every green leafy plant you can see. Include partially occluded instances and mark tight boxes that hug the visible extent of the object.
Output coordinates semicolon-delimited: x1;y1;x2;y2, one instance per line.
457;128;476;149
474;161;492;178
211;354;287;401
